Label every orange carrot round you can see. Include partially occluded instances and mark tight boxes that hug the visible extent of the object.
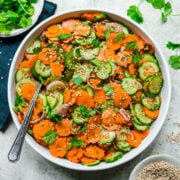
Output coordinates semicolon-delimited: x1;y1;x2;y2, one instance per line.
55;119;71;136
66;147;83;163
144;107;159;119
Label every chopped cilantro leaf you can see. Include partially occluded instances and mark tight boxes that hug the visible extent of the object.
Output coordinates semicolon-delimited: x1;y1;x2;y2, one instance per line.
72;77;83;85
71;137;84;147
103;85;116;96
43;130;58;144
126;40;138;50
166;41;180;50
169;55;180;69
133;54;142;64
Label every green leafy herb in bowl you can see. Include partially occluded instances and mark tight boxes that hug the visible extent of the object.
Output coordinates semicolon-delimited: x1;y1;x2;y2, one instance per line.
0;0;43;36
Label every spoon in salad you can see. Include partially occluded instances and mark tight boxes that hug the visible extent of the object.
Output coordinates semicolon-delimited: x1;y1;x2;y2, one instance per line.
8;81;42;162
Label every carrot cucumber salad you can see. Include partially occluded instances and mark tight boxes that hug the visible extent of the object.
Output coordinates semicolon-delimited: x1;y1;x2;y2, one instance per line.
14;13;163;166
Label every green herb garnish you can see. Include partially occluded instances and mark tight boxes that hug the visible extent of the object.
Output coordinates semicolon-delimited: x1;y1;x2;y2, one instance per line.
72;77;83;85
71;137;84;147
43;130;58;144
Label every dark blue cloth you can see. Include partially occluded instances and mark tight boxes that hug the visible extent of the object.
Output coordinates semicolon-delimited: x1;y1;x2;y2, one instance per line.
0;1;57;131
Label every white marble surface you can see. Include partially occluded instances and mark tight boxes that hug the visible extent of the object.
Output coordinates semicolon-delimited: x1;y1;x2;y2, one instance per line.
1;0;180;179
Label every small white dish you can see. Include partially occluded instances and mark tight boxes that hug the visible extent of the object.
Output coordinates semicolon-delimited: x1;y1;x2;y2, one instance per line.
129;154;180;180
0;0;44;38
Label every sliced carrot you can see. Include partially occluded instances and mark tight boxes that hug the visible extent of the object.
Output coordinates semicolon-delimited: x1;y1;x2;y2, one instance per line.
50;62;64;76
74;23;91;36
115;113;126;124
49;137;70;158
17;112;23;123
88;115;102;124
55;119;71;136
62;19;80;31
25;54;38;61
66;147;83;163
140;128;149;139
61;42;73;52
31;98;43;121
106;33;123;51
81;156;98;165
81;13;101;21
21;83;36;102
102;109;116;127
103;151;113;160
127;130;142;148
115;51;133;67
38;48;57;64
89;77;102;86
95;24;105;38
84;145;105;160
64;89;71;103
135;90;142;102
94;88;106;104
75;90;94;108
128;64;136;75
32;120;54;140
144;107;159;119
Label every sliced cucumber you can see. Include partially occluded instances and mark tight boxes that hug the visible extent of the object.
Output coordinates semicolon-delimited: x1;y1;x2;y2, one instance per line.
15;67;30;82
82;160;100;166
133;121;149;132
54;92;64;109
140;93;160;110
95;62;112;80
80;47;100;61
138;62;159;80
122;77;142;95
47;96;58;109
99;127;116;145
142;53;157;63
39;93;47;110
133;104;153;125
83;86;94;98
73;65;90;82
105;151;123;163
93;13;108;22
101;99;114;112
33;60;51;78
109;61;117;76
72;106;89;124
147;75;163;95
75;32;96;46
26;39;41;54
116;141;131;152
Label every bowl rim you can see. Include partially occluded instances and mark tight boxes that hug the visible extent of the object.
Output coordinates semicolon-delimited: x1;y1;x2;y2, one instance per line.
8;8;172;171
0;0;44;38
129;154;180;180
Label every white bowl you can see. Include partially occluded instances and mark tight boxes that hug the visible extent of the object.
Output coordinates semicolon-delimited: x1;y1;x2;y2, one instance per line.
0;0;44;37
129;154;180;180
8;9;172;171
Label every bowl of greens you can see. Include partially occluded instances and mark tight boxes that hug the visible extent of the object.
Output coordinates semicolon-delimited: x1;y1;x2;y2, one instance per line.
0;0;44;37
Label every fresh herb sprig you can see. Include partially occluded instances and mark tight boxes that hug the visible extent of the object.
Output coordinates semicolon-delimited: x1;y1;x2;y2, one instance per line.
167;41;180;70
0;0;38;35
127;0;180;24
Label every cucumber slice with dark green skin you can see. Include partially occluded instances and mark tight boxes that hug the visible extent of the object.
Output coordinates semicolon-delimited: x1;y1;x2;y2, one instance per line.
105;151;123;163
133;104;153;125
26;39;41;54
83;86;94;98
15;67;30;82
72;106;89;124
138;62;160;80
33;60;51;78
95;62;112;79
73;65;90;82
80;47;100;61
133;121;149;132
99;127;116;145
116;141;131;152
82;160;100;166
47;96;58;109
93;13;108;22
140;93;160;110
109;61;117;76
122;77;142;95
147;75;163;95
142;53;157;63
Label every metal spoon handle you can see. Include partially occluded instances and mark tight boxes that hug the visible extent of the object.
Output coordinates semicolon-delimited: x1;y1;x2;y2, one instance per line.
8;82;42;162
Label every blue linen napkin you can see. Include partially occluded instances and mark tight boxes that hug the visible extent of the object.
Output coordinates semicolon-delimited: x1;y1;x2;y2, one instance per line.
0;1;57;131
